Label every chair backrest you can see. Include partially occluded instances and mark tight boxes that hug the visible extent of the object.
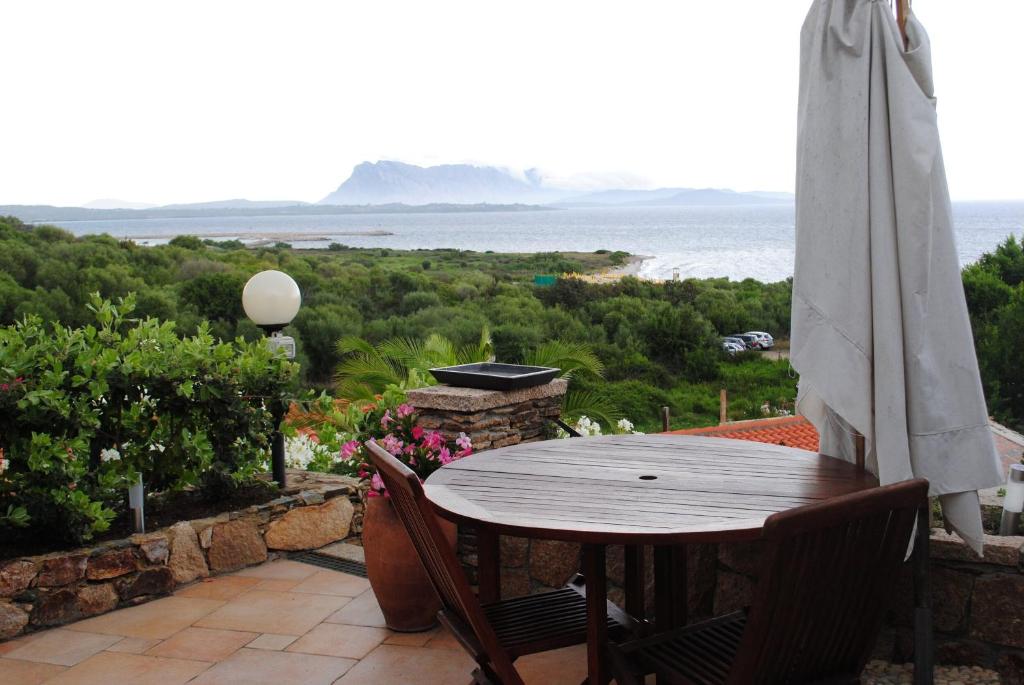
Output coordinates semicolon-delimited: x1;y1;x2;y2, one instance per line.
728;478;928;684
364;440;524;685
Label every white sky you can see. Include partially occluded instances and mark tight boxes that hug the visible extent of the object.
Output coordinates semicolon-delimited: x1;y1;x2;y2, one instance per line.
1;1;1021;206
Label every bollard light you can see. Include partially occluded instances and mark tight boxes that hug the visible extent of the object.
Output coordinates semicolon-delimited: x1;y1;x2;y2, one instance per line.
243;270;301;488
999;464;1024;536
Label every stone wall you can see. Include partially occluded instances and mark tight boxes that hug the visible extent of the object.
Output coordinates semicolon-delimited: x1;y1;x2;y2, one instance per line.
0;471;362;641
407;379;568;451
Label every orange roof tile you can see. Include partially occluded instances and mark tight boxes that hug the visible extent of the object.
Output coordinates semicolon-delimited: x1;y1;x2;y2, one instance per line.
667;415;821;452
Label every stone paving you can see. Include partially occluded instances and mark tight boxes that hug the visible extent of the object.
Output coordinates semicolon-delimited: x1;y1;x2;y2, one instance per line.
0;558;588;684
0;556;1007;684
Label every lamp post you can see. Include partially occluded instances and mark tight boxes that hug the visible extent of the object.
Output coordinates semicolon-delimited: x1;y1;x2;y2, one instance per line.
242;270;301;489
999;464;1024;536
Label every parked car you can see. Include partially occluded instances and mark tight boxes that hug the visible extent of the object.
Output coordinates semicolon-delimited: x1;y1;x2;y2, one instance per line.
745;331;775;349
729;333;762;350
721;339;745;354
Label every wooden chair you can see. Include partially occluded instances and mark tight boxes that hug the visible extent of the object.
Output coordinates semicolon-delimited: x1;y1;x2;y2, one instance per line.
609;478;928;685
364;440;634;685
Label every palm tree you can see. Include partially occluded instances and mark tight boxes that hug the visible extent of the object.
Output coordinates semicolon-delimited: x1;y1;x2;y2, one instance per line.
333;330;620;428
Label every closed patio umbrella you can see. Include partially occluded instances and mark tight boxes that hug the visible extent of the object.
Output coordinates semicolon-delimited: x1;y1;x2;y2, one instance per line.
791;0;1003;555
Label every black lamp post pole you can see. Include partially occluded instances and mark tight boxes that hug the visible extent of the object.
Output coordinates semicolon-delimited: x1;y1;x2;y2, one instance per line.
271;399;287;489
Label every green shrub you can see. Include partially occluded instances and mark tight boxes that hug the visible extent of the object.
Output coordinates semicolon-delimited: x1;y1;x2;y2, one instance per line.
0;295;298;546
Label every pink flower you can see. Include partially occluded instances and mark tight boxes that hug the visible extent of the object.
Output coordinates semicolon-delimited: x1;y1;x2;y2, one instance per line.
396;403;415;418
438;446;452;465
411;426;424;440
422;431;443;451
404;444;417;455
456;432;472;452
369;472;386;496
340;440;360;460
381;434;404;456
380;410;393;428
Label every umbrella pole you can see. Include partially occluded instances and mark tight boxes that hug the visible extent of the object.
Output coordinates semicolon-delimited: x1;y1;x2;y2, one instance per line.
855;433;933;683
896;0;910;49
913;506;934;684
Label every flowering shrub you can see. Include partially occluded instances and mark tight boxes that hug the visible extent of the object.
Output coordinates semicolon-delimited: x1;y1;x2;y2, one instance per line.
292;388;473;496
0;295;298;545
557;415;644;438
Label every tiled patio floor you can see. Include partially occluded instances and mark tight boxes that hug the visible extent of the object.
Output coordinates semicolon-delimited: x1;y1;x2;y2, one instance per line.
0;559;589;685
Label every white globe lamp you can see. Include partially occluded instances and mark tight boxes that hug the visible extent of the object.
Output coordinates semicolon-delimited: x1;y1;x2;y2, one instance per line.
242;270;301;332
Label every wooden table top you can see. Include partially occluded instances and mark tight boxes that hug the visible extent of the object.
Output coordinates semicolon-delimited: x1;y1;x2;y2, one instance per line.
424;434;878;544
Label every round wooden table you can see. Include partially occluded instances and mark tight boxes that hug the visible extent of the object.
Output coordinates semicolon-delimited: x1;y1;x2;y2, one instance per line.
424;434;877;684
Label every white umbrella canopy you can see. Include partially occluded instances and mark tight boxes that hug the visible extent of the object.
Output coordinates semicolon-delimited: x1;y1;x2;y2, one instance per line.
791;0;1004;554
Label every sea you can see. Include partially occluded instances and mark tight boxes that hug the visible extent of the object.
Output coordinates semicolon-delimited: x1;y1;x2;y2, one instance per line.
50;202;1024;283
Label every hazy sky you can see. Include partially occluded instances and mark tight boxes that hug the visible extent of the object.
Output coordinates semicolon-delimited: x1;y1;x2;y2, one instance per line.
2;1;1021;206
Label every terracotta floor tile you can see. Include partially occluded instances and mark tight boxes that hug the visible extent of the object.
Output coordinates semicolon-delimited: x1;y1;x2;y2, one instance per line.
2;628;121;666
515;644;589;685
106;637;162;654
145;626;257;662
67;596;225;640
383;627;439;647
44;652;210;685
286;623;390;659
323;589;387;628
425;625;465;651
334;644;476;684
232;559;319;581
290;570;371;597
0;658;66;685
189;647;355;685
175;575;261;601
0;632;43;656
246;633;299;651
253;578;301;592
194;590;349;635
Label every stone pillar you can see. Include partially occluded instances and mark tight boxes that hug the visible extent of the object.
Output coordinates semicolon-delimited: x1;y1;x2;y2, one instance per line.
406;379;568;450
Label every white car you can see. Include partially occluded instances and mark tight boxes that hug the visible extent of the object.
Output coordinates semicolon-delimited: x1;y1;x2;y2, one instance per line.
745;331;774;349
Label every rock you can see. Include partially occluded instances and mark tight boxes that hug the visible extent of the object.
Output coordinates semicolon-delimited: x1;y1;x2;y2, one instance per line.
718;540;766;578
208;519;267;573
31;589;80;626
87;548;138;580
529;540;580;588
688;544;718;620
198;526;213;549
500;536;529;568
500;568;531;599
133;534;170;564
0;601;29;638
0;560;37;598
935;640;990;667
167;522;209;584
970;574;1024;648
77;584;119;616
118;568;175;601
714;570;753;615
996;651;1024;684
264;497;354;551
37;554;87;587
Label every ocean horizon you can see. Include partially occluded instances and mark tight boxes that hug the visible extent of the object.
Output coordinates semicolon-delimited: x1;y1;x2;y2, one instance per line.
45;201;1024;283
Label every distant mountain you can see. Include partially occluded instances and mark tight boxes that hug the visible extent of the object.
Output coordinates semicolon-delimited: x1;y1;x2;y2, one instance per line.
158;199;309;210
320;161;564;205
557;187;794;207
82;198;157;210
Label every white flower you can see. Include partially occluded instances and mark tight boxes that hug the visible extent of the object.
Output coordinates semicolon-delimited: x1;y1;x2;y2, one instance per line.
616;418;634;432
149;443;166;453
100;448;121;463
573;416;603;436
284;434;333;470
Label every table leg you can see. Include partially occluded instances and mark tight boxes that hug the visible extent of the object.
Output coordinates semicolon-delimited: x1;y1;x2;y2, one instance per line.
477;527;500;604
624;545;645;623
653;545;687;631
583;543;609;685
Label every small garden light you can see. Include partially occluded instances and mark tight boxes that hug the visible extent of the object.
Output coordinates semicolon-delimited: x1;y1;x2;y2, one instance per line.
242;270;301;488
999;464;1024;536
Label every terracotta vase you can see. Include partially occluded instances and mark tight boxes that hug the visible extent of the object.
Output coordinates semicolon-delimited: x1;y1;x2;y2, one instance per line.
362;495;457;632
